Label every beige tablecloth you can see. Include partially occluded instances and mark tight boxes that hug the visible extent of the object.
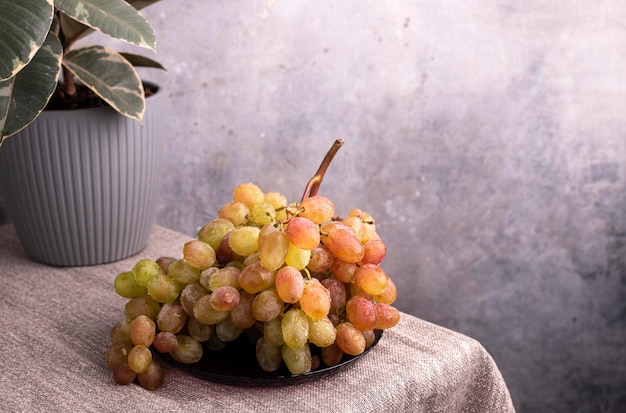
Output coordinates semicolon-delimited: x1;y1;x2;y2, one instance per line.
0;225;515;412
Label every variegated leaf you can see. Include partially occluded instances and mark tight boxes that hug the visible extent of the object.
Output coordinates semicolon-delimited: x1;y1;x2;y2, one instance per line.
0;0;54;80
63;46;145;121
120;53;166;70
55;0;156;51
127;0;162;11
0;32;63;145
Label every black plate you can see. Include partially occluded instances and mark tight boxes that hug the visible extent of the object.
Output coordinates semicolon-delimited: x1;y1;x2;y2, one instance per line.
163;330;383;387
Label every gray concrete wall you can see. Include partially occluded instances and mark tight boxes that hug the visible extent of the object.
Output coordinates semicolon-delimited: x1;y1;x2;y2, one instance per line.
2;1;625;411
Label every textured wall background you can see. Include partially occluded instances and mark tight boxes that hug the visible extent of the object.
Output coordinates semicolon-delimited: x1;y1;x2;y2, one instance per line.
1;0;625;411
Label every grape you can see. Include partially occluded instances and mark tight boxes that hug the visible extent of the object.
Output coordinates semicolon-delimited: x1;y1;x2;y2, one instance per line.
110;319;132;345
242;252;260;267
132;258;162;287
281;343;312;375
180;282;208;317
263;191;287;211
127;345;152;373
218;201;250;226
361;239;387;265
205;266;241;291
197;218;235;250
152;331;178;353
210;285;241;312
320;278;347;315
330;259;357;283
114;270;147;298
193;294;230;325
308;316;336;348
167;257;201;285
346;295;378;331
284;242;311;270
146;273;180;303
299;281;331;320
320;222;364;264
233;182;264;209
228;226;261;257
335;322;366;356
239;261;275;294
216;318;244;342
125;295;161;321
285;217;320;250
263;317;285;347
187;318;216;342
321;343;344;367
275;266;304;304
355;263;389;296
375;303;401;329
182;240;216;271
105;341;131;369
373;277;397;305
215;232;244;265
170;335;203;364
230;292;256;329
251;289;283;322
342;215;364;240
130;315;156;347
249;202;276;225
112;363;137;385
137;361;164;391
256;337;282;372
307;245;334;274
156;302;187;334
206;334;227;351
258;226;289;271
156;256;176;274
299;196;335;224
282;308;309;349
362;330;377;348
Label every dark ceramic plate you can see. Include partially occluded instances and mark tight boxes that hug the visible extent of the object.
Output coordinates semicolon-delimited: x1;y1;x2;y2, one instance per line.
163;330;383;387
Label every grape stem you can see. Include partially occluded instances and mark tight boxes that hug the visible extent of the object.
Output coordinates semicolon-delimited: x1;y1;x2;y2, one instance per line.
300;139;344;203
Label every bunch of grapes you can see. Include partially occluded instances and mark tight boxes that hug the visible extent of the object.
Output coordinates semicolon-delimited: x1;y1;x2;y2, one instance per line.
105;181;400;390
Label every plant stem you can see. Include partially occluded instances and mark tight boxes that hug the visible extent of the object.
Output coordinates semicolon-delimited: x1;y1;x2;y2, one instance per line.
300;139;344;203
63;66;76;96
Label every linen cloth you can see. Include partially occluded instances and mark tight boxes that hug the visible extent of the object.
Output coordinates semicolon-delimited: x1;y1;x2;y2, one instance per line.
0;225;515;413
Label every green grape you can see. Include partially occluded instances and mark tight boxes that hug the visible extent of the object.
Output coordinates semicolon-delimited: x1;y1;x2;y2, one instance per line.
299;281;331;320
230;292;256;329
193;294;230;325
170;335;203;364
114;270;147;298
281;308;309;349
112;363;136;385
180;282;208;317
206;334;227;351
298;195;335;224
239;261;275;294
215;232;244;265
125;295;161;321
156;256;176;274
210;286;240;312
152;331;178;353
335;322;366;356
250;202;276;225
146;273;180;303
218;201;250;226
228;226;261;257
167;258;201;285
307;316;336;348
355;263;389;296
285;217;320;250
130;315;156;347
206;266;241;291
320;222;364;264
346;295;378;331
251;289;283;322
258;226;289;271
275;266;304;304
137;361;164;391
197;218;235;250
187;318;215;342
263;191;287;210
233;182;265;209
132;258;162;287
105;341;131;369
284;242;311;270
216;318;243;342
183;240;216;270
320;278;347;315
127;345;152;373
375;303;401;330
243;251;260;267
307;245;334;274
156;302;187;334
281;343;312;375
110;319;132;345
263;317;284;347
256;337;282;372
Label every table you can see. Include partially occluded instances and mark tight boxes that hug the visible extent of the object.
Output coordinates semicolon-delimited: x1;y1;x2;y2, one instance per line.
0;225;515;412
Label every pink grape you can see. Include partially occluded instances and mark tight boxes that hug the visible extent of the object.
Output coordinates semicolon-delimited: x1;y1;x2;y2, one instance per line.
355;263;389;296
375;303;401;329
299;196;335;224
275;266;304;304
285;217;320;250
346;295;378;331
320;222;364;263
299;282;331;320
335;322;366;356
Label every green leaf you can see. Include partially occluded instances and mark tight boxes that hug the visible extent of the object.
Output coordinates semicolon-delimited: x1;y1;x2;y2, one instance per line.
0;0;54;80
120;53;166;70
127;0;162;11
63;45;145;121
59;11;95;44
0;32;63;145
55;0;157;51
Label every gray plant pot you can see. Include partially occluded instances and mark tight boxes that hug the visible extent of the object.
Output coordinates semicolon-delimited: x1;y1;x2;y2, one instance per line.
0;84;163;266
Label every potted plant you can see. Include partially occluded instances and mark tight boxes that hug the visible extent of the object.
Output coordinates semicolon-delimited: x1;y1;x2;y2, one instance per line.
0;0;166;266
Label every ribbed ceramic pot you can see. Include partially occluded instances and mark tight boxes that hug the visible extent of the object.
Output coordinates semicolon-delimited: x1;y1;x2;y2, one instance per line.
0;84;163;266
